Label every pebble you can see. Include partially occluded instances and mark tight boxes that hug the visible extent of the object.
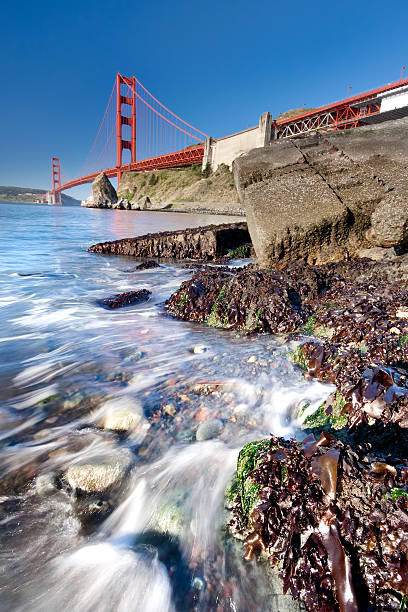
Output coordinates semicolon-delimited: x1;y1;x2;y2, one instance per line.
196;419;223;441
124;350;145;363
35;473;58;496
63;392;86;410
100;396;144;432
163;403;177;417
192;344;207;354
176;429;195;443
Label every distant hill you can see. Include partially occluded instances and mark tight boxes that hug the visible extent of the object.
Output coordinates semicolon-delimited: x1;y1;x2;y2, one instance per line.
275;108;316;121
0;185;81;206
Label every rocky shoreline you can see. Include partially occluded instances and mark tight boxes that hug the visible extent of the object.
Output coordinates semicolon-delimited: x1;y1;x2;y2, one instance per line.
85;212;408;609
88;222;251;261
81;166;244;216
60;116;408;609
165;254;408;610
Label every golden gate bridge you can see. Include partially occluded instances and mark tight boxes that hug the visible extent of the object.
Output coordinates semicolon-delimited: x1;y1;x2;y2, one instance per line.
48;73;408;203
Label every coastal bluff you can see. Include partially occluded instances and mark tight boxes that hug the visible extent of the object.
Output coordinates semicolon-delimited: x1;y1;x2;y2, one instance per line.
234;116;408;266
82;164;244;216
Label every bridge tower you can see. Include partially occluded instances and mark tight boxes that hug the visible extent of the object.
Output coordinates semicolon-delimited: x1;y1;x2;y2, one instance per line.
50;157;62;204
116;73;136;185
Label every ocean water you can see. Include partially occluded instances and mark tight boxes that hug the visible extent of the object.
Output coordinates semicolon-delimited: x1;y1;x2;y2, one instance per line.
0;202;331;611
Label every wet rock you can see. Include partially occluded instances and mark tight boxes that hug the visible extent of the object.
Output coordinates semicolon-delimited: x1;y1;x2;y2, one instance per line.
81;172;118;208
65;458;129;493
75;496;112;529
166;264;311;333
124;350;145;363
128;260;160;271
196;419;223;441
192;344;207;354
168;258;408;429
153;502;185;537
98;289;151;309
100;396;147;433
88;223;251;261
63;392;86;410
228;433;408;611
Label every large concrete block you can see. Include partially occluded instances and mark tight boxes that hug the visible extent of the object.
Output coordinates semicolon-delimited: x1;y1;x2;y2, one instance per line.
234;117;408;265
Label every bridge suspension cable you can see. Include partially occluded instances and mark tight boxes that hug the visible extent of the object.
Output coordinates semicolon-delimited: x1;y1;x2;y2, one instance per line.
75;73;207;181
51;72;208;195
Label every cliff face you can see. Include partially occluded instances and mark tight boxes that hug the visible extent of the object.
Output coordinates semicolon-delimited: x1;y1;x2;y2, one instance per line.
233;117;408;266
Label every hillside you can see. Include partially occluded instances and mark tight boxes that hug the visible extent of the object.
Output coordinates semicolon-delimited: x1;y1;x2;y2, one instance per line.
117;163;239;205
275;107;316;121
0;185;80;206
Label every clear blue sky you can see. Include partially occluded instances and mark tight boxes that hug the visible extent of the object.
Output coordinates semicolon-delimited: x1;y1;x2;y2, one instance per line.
1;0;407;200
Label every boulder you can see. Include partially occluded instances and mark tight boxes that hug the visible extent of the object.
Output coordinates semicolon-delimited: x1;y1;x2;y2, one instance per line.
233;142;350;266
100;396;148;433
82;173;118;208
369;193;408;248
196;419;223;441
65;459;128;493
233;117;408;266
97;289;151;309
114;198;132;210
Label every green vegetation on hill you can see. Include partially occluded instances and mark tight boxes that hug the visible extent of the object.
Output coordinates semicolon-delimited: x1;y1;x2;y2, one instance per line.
117;163;239;205
275;107;316;121
0;186;80;206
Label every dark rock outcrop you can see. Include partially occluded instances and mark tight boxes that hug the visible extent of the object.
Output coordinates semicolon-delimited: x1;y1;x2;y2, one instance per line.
233;117;408;266
127;260;161;271
228;433;408;611
88;222;250;261
167;257;408;429
81;173;118;208
98;289;151;309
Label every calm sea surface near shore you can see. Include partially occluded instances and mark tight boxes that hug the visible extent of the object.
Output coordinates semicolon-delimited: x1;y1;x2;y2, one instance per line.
0;202;330;611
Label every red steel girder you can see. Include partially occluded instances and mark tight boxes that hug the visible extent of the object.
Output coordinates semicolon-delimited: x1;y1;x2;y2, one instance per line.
55;146;205;193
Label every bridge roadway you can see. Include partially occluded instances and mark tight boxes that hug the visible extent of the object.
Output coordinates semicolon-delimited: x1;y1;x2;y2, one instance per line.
55;145;204;193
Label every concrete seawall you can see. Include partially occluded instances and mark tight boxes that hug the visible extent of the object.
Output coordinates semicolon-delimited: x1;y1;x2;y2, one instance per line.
233;116;408;265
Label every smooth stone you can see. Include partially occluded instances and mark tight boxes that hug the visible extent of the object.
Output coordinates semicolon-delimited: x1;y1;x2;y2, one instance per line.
63;392;85;410
100;396;145;432
65;455;130;493
192;344;207;354
196;419;223;441
153;502;185;537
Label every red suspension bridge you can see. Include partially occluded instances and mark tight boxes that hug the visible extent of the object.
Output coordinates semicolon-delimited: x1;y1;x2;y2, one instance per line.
49;73;208;203
48;73;408;203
